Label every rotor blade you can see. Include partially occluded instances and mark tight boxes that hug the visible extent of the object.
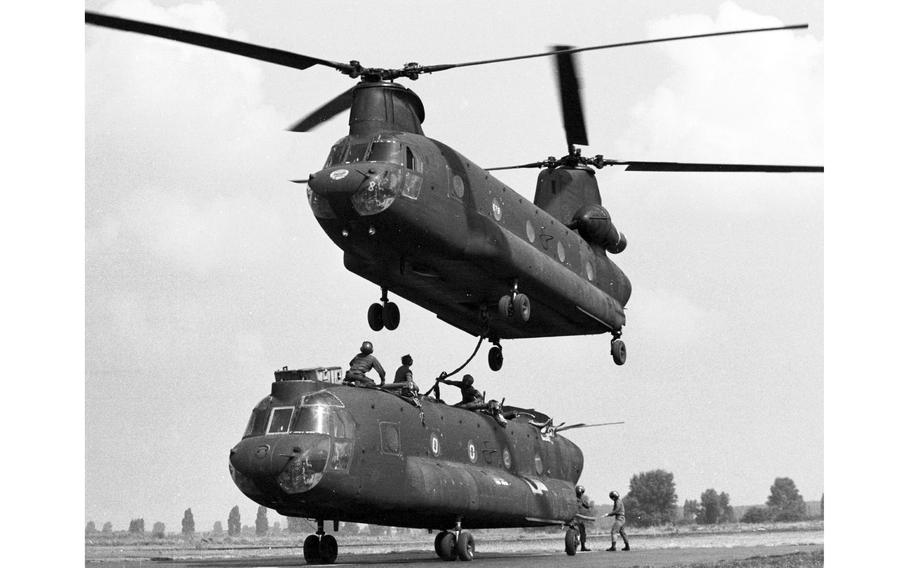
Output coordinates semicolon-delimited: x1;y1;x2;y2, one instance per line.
484;162;546;171
556;421;625;433
420;24;808;74
614;161;824;173
85;11;352;73
553;46;588;149
287;87;356;132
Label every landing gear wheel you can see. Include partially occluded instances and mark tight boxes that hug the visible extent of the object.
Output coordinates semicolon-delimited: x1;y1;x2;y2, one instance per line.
456;530;475;561
434;531;448;557
512;293;530;322
303;534;320;564
497;295;512;318
382;302;400;330
565;527;579;556
488;346;503;372
367;303;384;331
436;531;457;561
611;339;627;365
318;534;338;564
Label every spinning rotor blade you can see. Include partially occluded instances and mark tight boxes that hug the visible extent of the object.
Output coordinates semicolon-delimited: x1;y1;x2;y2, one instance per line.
85;11;352;73
288;87;356;132
615;161;824;173
553;46;588;149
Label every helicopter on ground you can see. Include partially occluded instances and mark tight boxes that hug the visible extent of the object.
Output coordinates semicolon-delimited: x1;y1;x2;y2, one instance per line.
229;365;611;563
85;13;823;372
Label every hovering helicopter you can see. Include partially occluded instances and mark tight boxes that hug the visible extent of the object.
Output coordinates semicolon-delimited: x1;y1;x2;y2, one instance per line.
229;365;616;563
85;13;823;371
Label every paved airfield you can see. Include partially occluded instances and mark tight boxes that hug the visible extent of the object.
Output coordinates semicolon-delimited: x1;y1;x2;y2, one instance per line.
126;544;821;568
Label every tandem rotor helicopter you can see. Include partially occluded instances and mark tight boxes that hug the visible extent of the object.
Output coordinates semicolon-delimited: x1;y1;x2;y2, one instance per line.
85;12;822;373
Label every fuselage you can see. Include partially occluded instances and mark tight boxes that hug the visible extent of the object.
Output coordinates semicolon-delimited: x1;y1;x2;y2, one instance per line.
306;82;631;340
229;371;584;529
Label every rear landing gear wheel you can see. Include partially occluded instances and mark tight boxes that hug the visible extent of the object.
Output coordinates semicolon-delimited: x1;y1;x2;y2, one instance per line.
382;302;400;330
318;534;338;564
303;534;320;564
456;530;475;561
565;527;579;556
367;303;384;331
611;339;627;365
435;531;457;561
488;345;503;372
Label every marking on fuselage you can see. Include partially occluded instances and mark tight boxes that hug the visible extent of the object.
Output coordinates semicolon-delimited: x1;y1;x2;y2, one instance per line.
522;477;549;495
330;169;350;180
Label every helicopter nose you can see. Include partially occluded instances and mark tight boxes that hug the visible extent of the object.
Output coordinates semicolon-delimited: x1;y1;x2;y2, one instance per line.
229;434;331;495
309;166;367;199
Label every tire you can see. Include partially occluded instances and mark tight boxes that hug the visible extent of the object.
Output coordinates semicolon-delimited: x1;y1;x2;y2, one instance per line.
319;534;338;564
512;293;530;322
437;531;457;561
434;531;448;558
497;295;512;318
303;534;320;564
565;527;578;556
382;302;400;330
611;339;627;365
456;531;475;561
488;346;503;372
367;303;384;331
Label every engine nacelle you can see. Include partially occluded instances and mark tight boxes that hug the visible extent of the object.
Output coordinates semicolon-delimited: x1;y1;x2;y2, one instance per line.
572;204;627;254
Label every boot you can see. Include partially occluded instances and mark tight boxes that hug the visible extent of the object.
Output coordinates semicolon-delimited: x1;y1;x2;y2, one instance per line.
607;544;617;552
622;542;631;551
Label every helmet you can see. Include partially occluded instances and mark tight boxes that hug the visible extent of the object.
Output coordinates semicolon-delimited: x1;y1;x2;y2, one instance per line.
463;374;474;385
609;490;620;500
360;341;373;354
402;354;413;365
575;485;585;496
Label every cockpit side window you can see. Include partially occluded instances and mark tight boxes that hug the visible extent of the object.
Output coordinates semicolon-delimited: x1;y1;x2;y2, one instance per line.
345;142;370;163
405;147;423;172
243;396;272;437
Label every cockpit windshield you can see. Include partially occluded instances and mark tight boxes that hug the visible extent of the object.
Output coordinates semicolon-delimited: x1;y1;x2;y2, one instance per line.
324;137;404;167
292;405;332;434
367;140;402;164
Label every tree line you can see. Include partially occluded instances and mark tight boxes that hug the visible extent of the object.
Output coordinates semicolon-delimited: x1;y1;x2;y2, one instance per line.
86;472;819;536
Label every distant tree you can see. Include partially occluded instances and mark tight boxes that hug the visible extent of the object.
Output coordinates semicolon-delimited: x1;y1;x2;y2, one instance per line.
287;516;309;533
696;489;735;524
624;469;678;526
820;493;824;519
741;507;771;523
256;506;269;536
85;521;97;535
228;506;241;536
767;477;807;522
272;521;282;534
718;492;736;523
682;500;699;523
182;508;195;537
102;521;113;534
152;522;166;538
128;518;145;534
212;521;224;535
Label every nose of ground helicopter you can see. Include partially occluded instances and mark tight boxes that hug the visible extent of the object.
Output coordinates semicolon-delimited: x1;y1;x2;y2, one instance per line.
229;434;331;495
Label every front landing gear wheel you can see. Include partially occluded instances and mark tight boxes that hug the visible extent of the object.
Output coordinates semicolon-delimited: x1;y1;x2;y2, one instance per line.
382;302;400;330
303;534;320;564
512;293;530;322
435;531;457;561
611;339;627;365
488;346;503;372
318;534;338;564
497;295;512;318
367;303;384;331
565;527;579;556
456;530;475;561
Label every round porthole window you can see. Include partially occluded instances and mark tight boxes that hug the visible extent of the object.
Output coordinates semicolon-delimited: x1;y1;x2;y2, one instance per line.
452;175;464;198
467;440;477;463
525;220;536;243
430;433;440;457
503;448;512;469
534;453;544;475
492;197;503;221
585;261;595;281
557;241;566;262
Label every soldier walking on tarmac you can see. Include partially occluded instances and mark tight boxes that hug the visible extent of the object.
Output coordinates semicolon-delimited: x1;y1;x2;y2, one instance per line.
344;341;386;387
605;490;630;551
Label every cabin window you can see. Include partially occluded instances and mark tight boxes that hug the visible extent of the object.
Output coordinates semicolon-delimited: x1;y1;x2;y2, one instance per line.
402;171;422;200
267;406;295;434
331;440;353;472
525;220;536;243
368;141;402;164
557;241;566;262
451;175;465;199
492;197;503;221
380;421;401;455
502;448;512;469
534;453;544;475
585;261;595;281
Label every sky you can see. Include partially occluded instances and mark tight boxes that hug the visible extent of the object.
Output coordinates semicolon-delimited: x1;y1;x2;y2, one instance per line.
79;0;827;534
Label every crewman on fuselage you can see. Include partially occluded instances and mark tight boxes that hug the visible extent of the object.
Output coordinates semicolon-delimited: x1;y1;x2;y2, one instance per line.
344;341;385;387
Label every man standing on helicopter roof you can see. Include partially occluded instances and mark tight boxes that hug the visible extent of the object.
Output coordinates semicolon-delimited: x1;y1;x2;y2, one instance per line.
344;341;386;387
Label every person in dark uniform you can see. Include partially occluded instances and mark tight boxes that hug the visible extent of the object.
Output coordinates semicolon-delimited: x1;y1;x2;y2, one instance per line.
575;485;594;551
605;490;630;551
441;374;485;410
393;354;413;384
344;341;386;387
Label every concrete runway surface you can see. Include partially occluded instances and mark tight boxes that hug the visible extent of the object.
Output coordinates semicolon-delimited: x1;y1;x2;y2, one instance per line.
104;543;821;567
